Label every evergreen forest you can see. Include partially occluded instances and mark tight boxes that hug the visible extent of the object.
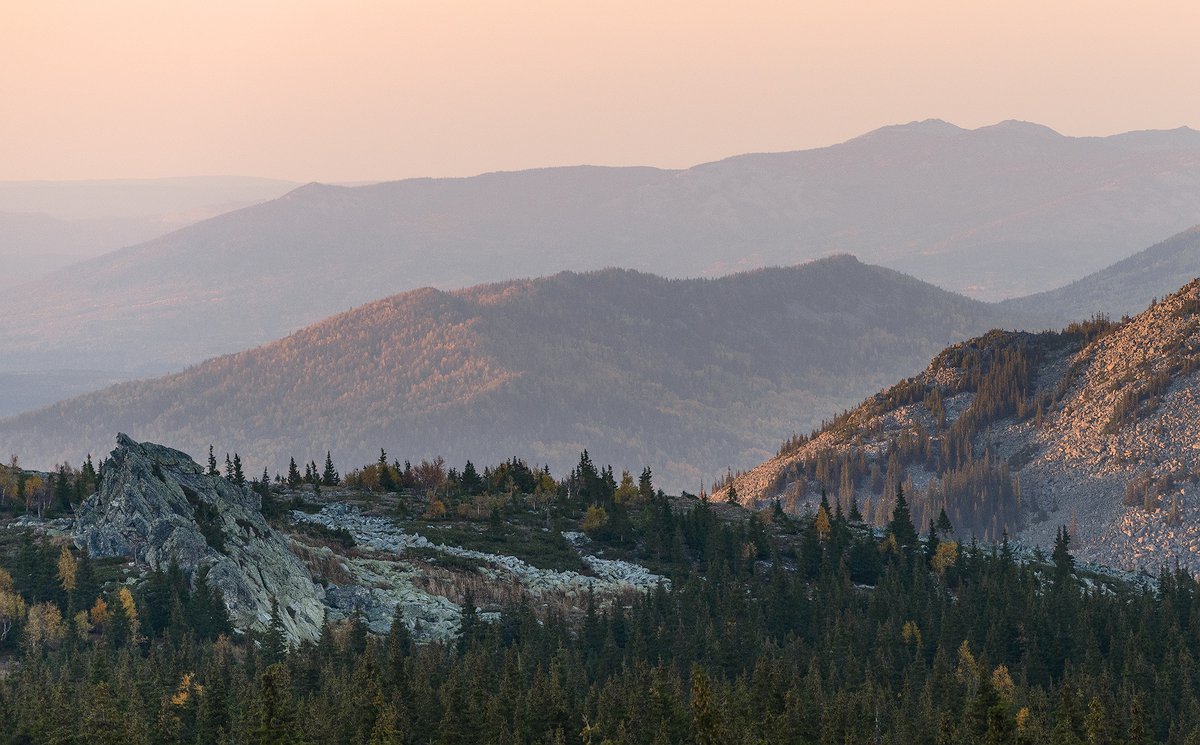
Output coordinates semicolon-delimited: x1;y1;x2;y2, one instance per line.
0;448;1198;744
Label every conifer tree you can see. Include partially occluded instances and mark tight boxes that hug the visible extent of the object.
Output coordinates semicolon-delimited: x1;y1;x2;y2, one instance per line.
286;458;302;489
378;449;396;492
207;446;218;477
1052;525;1075;583
638;467;654;502
261;599;288;664
232;454;246;487
935;507;953;537
888;483;919;550
321;452;340;487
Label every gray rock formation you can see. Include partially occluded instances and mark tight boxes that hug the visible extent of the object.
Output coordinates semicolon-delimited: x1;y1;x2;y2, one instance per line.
74;434;324;641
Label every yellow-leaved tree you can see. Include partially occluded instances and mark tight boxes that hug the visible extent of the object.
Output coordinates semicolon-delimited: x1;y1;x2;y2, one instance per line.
613;470;638;504
0;566;27;643
581;505;609;535
24;602;64;650
57;545;78;594
89;597;111;628
118;586;140;641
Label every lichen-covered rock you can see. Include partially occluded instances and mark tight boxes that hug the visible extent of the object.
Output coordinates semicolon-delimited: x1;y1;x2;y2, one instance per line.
74;434;324;641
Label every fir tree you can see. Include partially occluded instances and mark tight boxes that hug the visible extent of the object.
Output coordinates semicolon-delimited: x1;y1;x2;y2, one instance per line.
286;458;302;489
232;454;246;487
321;452;340;487
888;483;919;550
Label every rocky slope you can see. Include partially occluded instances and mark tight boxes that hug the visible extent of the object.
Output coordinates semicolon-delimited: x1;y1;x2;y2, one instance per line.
74;434;326;642
292;503;666;640
722;278;1200;572
0;256;1014;492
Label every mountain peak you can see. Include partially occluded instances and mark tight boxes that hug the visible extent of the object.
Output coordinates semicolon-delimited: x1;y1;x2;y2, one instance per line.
976;120;1063;138
851;119;967;143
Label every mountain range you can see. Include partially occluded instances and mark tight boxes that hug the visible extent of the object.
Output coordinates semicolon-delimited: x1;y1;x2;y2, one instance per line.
723;275;1200;572
0;256;1015;491
4;120;1200;383
0;176;297;288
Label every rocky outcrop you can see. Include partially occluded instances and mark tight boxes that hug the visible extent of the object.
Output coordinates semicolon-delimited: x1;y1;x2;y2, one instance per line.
74;434;324;642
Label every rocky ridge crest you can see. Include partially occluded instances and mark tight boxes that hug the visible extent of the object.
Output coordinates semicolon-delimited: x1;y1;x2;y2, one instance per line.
74;434;325;641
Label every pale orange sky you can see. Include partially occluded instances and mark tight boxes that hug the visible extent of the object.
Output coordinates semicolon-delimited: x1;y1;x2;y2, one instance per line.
3;0;1199;183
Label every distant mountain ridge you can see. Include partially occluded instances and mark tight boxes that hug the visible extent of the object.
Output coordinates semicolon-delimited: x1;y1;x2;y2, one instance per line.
0;256;1015;491
0;176;299;289
721;276;1200;571
4;120;1200;381
1002;225;1200;324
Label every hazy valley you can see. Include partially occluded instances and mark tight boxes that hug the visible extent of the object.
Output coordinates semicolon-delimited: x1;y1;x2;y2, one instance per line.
0;256;1015;492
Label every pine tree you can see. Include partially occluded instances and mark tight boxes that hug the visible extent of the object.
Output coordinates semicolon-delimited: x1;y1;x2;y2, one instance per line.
638;467;654;502
261;599;288;664
460;461;482;495
321;452;340;487
207;446;219;477
935;507;953;537
925;519;940;563
378;449;395;492
232;454;246;487
888;483;919;550
1052;525;1075;583
848;496;863;524
286;458;302;489
457;588;479;654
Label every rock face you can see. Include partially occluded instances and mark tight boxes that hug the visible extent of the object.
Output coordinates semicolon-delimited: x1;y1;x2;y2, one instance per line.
74;434;324;641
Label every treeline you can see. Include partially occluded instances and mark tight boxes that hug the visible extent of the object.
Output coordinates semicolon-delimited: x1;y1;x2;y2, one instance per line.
2;479;1199;743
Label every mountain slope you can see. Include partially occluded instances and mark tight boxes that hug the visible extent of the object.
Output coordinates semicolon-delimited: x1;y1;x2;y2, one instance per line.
722;277;1200;571
1002;225;1200;324
4;121;1200;379
0;257;1013;491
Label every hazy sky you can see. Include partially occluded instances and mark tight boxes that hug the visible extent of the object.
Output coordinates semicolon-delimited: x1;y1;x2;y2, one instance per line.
4;0;1199;183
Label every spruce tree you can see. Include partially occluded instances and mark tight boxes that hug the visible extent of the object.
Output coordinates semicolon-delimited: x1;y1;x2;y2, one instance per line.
935;507;953;537
261;599;288;664
286;458;302;489
378;450;395;492
206;446;218;477
638;467;654;502
321;452;340;487
888;483;919;551
232;454;245;487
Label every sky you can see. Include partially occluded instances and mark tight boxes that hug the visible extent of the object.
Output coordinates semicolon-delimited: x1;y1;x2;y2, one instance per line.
3;0;1199;183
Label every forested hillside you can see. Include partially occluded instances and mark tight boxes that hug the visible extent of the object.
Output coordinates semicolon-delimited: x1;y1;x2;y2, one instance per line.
0;256;1012;491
